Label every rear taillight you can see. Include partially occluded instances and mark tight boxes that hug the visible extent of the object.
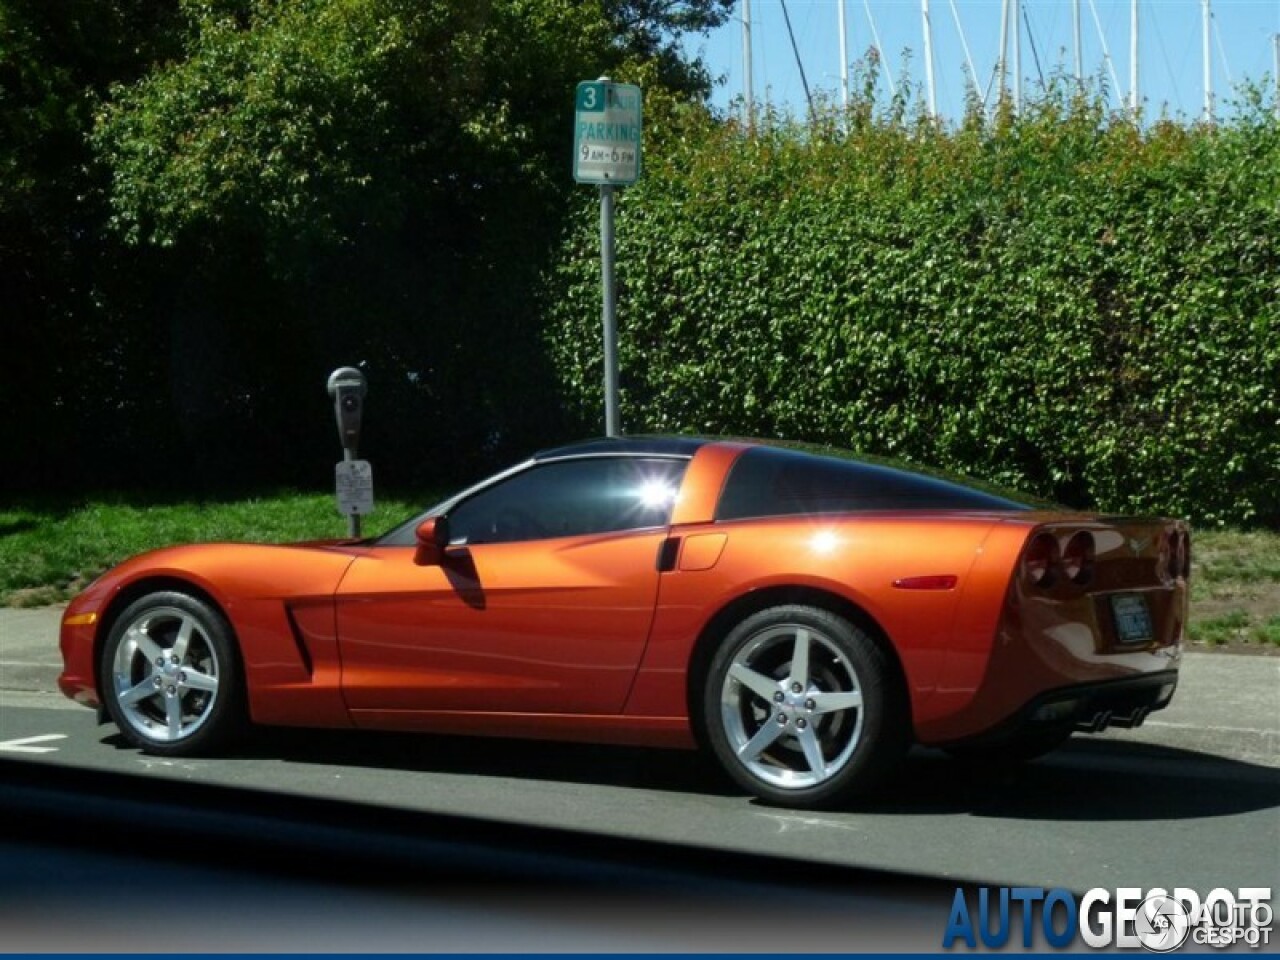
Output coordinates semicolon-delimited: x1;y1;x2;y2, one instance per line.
1062;531;1095;585
1023;533;1059;588
1173;530;1191;580
1157;533;1171;582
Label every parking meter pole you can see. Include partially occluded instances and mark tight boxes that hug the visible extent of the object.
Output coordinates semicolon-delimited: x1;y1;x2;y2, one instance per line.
600;183;620;437
344;447;361;539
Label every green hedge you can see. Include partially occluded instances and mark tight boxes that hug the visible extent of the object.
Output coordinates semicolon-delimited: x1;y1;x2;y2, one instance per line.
545;93;1280;526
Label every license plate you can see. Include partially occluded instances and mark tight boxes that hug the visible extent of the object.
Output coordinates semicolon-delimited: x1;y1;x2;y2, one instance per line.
1110;593;1154;644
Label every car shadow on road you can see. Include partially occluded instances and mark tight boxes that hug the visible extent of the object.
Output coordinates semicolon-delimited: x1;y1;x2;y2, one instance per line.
857;739;1280;821
105;725;743;798
103;725;1280;820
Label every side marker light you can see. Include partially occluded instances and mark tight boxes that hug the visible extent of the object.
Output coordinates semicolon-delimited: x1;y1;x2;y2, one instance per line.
892;575;958;591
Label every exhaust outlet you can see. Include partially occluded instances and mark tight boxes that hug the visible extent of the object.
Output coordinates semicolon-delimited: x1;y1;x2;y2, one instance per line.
1108;707;1150;729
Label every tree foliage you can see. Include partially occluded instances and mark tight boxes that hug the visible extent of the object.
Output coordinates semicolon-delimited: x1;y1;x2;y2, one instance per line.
93;0;729;252
0;0;184;492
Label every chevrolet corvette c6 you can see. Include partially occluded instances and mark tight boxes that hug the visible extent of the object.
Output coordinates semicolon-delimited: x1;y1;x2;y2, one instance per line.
59;437;1189;807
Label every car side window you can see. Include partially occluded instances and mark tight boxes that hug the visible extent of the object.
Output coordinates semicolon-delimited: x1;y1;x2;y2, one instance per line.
447;457;688;545
716;446;1028;520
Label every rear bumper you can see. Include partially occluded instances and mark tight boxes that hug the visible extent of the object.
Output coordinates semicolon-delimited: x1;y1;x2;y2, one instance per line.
935;669;1180;748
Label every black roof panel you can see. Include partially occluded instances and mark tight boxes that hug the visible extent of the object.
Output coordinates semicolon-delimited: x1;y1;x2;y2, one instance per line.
535;436;710;460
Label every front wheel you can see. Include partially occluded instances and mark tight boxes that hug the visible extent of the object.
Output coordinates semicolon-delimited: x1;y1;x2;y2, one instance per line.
702;605;907;808
100;591;244;756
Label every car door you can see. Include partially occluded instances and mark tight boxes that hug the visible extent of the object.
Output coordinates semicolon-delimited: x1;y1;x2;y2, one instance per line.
335;456;688;716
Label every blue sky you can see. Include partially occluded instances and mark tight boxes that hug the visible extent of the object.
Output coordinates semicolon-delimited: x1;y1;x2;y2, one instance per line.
683;0;1280;123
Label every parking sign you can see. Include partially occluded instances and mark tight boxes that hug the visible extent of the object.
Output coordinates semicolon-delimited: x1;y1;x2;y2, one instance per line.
573;80;642;185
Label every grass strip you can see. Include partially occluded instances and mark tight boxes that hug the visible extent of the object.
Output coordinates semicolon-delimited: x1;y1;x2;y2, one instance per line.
0;491;430;606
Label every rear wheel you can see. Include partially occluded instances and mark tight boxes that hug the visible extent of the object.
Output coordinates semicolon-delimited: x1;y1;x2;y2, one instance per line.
100;591;244;756
702;605;907;808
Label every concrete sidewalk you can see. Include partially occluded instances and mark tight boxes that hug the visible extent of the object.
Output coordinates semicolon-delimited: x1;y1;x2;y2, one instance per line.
0;606;65;693
2;604;1277;765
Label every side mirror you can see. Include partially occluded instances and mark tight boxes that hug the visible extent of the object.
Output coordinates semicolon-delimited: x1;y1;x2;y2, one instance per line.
413;516;451;566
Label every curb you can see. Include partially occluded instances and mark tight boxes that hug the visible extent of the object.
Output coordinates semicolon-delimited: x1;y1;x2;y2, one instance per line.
0;662;62;694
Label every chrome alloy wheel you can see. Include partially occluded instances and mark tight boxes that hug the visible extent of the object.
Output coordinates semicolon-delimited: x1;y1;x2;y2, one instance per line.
110;605;222;744
720;623;865;790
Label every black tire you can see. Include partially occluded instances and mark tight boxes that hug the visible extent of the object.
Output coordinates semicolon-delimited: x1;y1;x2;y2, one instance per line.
100;591;245;756
701;604;907;808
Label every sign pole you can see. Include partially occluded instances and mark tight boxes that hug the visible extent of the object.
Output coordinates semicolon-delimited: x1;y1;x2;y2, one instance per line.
600;183;620;437
573;76;640;439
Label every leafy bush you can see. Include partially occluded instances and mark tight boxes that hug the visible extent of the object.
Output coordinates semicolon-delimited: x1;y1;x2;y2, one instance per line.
546;88;1280;526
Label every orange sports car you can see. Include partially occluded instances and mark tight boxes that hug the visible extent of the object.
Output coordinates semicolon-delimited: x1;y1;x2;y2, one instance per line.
59;437;1189;808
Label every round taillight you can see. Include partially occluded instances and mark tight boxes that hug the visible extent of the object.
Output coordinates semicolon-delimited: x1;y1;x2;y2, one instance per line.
1023;533;1059;588
1062;531;1095;585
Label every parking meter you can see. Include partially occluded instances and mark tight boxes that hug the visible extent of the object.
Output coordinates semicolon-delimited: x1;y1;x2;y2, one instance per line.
326;366;367;454
327;367;371;538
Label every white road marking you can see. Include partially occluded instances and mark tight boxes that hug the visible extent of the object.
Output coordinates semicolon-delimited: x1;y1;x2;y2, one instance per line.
1141;720;1276;736
756;812;868;835
0;660;61;667
0;691;86;711
0;733;67;754
136;757;201;771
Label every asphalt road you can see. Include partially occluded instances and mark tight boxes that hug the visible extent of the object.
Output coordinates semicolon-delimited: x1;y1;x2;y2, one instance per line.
2;605;1277;908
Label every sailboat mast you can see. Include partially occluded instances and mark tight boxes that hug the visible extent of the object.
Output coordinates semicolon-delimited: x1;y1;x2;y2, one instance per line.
1013;0;1022;111
922;0;937;118
742;0;753;131
839;0;850;112
1202;0;1213;122
997;0;1010;105
1073;0;1083;87
1129;0;1139;113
